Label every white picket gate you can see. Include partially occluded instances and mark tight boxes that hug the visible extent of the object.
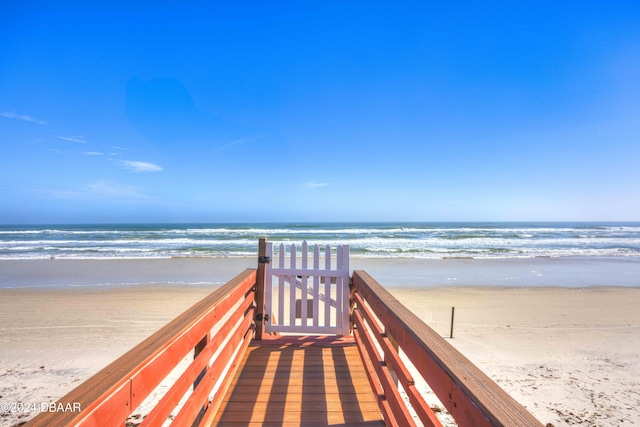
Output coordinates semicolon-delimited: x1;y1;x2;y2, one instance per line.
264;241;350;335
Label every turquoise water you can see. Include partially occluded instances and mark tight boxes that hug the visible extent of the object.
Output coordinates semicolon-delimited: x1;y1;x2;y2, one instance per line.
1;222;639;259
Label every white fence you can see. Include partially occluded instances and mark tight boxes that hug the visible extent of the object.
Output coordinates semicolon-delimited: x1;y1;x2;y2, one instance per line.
264;241;350;335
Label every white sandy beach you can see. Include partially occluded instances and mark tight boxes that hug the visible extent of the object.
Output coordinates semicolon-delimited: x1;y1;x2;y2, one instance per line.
1;257;639;426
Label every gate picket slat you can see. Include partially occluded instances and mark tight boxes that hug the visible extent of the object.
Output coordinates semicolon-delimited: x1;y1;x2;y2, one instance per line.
313;245;320;328
278;243;285;327
289;244;297;327
301;241;308;326
325;245;331;328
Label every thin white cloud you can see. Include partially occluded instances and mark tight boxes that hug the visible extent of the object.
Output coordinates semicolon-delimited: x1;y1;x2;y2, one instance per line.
118;160;163;173
50;148;103;156
56;135;86;143
0;111;48;125
303;182;331;188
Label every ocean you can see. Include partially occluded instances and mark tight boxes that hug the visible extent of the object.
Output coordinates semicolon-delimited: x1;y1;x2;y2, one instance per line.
1;222;639;260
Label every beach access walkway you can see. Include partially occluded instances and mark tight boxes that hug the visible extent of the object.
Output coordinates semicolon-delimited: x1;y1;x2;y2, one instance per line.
214;335;384;426
25;239;543;427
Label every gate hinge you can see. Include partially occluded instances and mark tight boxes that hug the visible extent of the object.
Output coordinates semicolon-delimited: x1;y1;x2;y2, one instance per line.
258;256;271;264
255;313;270;322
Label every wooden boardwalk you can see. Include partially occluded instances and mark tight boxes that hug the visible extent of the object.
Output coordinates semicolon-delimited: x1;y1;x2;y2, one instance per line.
25;242;543;427
213;336;385;426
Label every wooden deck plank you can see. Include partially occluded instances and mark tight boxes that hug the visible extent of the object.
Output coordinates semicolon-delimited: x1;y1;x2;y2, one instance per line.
213;410;386;423
210;424;384;427
222;392;374;404
212;337;384;426
218;399;381;412
229;376;372;386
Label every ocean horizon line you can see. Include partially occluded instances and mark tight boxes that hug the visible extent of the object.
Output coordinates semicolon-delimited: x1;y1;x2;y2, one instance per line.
2;220;639;226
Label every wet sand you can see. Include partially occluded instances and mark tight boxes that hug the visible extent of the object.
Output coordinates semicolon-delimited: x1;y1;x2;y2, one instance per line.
2;256;639;289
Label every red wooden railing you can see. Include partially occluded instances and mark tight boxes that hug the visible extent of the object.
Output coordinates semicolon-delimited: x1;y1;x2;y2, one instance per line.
351;270;543;427
25;269;257;427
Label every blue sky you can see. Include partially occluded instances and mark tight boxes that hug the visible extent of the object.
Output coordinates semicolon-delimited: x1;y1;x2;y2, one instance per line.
1;2;639;223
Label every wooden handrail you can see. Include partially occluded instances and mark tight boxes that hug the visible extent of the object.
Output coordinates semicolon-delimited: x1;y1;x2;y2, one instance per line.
353;291;442;427
351;270;543;427
25;269;257;427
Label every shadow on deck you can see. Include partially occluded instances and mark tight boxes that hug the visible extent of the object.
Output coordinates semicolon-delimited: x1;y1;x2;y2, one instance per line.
214;335;384;426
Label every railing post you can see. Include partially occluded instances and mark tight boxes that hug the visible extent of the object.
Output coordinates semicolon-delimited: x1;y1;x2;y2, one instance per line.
349;277;356;334
255;237;267;340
